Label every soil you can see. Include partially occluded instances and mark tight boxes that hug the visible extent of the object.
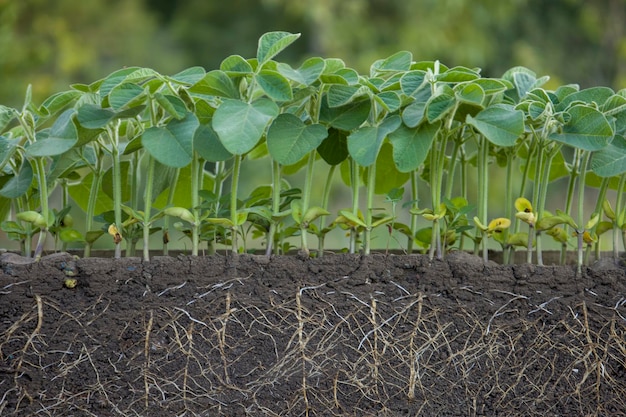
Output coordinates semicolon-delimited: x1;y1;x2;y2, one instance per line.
1;251;625;417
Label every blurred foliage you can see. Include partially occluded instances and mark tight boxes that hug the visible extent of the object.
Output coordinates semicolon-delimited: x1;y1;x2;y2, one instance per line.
1;0;625;107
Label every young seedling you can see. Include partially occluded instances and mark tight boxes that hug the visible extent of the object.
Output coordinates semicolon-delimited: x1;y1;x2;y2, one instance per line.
515;197;537;264
473;217;511;263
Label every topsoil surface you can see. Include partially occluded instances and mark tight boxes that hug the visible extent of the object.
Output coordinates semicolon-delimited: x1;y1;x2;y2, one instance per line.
0;251;625;417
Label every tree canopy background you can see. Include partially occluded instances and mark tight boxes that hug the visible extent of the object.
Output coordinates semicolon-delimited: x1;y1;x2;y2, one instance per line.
1;0;625;108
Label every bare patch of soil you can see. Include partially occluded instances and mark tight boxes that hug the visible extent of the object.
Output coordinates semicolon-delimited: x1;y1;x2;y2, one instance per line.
1;251;625;416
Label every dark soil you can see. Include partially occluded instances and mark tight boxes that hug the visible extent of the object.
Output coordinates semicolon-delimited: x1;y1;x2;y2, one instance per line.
1;251;625;416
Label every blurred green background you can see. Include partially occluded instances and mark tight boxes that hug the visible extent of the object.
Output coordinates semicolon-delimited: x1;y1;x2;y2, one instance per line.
1;0;625;254
2;0;625;108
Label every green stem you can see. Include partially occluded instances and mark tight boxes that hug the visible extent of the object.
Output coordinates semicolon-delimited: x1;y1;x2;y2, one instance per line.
503;150;514;264
266;159;281;256
477;138;489;262
317;164;336;257
190;153;201;256
33;157;49;261
613;173;626;260
576;151;591;274
142;156;155;261
162;168;180;256
407;171;419;254
430;133;446;260
300;152;316;255
364;162;376;255
110;123;123;259
350;159;360;254
83;149;103;258
592;177;609;261
230;154;242;255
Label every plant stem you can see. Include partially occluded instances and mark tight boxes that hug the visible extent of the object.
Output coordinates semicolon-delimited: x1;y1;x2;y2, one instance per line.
230;154;242;255
477;137;489;262
575;151;591;275
33;157;49;261
591;177;609;261
613;173;626;261
162;168;180;256
142;155;155;261
190;152;201;256
503;150;514;264
350;159;360;254
107;122;124;259
317;164;336;257
300;152;316;255
83;148;103;258
407;171;419;253
266;159;281;256
364;162;376;255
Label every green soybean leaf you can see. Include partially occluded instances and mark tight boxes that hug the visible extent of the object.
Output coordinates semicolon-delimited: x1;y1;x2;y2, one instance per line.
436;66;480;83
155;93;187;119
99;67;158;99
473;78;511;95
59;228;85;243
591;135;626;177
549;105;613;151
402;101;427;128
502;66;549;102
40;90;81;115
426;91;456;123
317;128;349;166
168;66;206;85
456;83;485;106
348;116;401;167
0;161;33;198
221;55;253;74
267;113;327;165
302;206;330;224
142;113;198;167
76;104;116;129
193;123;232;162
189;70;240;99
277;57;325;86
466;104;524;147
338;209;367;228
375;91;401;112
319;97;371;131
109;83;145;111
371;142;410;194
553;210;578;230
388;121;441;172
0;105;17;133
257;31;301;65
371;51;413;73
255;70;293;102
556;86;614;112
400;70;427;96
213;98;279;155
27;109;78;157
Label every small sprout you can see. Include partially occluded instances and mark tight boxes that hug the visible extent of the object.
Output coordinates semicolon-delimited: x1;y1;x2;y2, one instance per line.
64;278;78;289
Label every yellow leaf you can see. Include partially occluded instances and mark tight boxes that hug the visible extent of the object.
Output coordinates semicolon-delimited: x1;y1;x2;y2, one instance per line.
487;217;511;232
514;197;533;213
